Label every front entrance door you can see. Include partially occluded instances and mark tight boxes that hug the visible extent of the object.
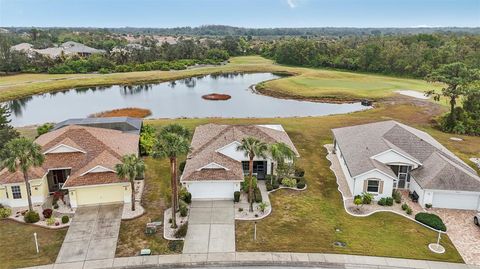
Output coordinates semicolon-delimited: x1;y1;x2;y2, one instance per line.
48;169;70;192
393;165;410;189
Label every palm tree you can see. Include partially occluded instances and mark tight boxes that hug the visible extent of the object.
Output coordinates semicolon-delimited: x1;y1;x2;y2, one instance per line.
153;124;191;228
237;137;267;212
269;142;296;184
115;154;145;211
1;138;44;212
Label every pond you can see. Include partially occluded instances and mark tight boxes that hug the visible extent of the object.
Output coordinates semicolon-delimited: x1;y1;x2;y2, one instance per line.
6;73;371;126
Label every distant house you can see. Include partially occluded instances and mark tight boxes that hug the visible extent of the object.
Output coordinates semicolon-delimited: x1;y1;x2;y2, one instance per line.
10;42;34;52
54;117;142;135
10;41;105;59
181;124;299;200
332;120;480;210
61;41;106;57
0;122;139;208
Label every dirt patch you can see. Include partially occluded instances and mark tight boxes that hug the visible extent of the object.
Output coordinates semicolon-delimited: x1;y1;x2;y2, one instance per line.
90;107;152;118
202;93;231;101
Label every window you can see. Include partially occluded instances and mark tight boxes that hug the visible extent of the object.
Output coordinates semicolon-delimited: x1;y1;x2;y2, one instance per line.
367;180;379;193
11;186;22;199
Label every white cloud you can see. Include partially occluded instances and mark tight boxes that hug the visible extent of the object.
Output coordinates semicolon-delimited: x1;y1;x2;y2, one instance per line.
286;0;298;8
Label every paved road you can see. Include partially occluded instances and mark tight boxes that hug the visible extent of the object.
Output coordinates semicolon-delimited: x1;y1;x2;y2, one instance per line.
183;200;235;254
55;204;123;264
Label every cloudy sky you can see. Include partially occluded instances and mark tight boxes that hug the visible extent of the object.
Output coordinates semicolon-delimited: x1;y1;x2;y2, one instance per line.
0;0;479;28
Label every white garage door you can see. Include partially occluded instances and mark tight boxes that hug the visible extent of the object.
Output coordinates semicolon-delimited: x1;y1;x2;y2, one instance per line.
187;182;235;200
432;192;480;210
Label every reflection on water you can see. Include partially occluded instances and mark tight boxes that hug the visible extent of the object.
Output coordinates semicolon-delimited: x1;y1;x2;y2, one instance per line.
5;73;371;126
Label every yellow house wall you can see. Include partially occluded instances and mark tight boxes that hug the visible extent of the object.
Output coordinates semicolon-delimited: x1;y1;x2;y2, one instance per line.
0;177;48;207
70;183;130;207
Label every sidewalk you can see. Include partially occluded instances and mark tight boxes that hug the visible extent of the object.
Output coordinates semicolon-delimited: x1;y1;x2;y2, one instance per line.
24;252;476;269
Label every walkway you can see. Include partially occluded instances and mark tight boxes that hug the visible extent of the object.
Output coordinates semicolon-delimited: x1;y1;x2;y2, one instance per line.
183;200;235;254
55;204;123;264
25;252;476;269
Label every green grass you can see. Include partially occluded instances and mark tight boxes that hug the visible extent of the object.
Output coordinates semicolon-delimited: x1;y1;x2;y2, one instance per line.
0;220;67;269
115;157;183;256
0;56;441;102
143;102;476;263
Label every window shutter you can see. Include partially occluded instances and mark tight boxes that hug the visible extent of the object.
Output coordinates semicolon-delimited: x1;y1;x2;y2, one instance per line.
363;180;368;192
379;181;384;194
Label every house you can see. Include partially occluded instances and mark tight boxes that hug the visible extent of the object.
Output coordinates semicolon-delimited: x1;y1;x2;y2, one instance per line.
181;124;299;200
54;117;142;135
332;120;480;210
61;41;106;57
0;123;139;208
10;41;105;59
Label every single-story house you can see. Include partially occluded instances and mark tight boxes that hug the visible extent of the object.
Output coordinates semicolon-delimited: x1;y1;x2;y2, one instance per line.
0;119;140;208
332;120;480;211
10;41;105;59
54;116;142;135
181;124;299;200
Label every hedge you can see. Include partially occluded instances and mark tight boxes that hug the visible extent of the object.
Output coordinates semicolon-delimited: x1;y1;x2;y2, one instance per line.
415;213;447;231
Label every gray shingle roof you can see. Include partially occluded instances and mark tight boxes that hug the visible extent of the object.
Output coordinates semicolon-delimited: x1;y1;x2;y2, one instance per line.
54;117;142;134
332;120;480;192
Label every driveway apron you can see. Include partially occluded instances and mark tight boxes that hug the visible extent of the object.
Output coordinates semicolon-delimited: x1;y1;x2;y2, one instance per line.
183;200;235;254
55;204;123;264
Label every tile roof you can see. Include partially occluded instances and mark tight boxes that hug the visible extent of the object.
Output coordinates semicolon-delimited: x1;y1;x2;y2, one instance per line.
332;120;480;192
0;125;139;187
182;124;299;182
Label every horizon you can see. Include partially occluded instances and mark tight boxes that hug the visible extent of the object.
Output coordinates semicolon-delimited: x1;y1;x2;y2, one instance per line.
1;0;479;28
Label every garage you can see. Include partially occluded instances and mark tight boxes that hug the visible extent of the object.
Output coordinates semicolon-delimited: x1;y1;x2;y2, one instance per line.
432;191;480;210
186;181;239;200
69;184;129;207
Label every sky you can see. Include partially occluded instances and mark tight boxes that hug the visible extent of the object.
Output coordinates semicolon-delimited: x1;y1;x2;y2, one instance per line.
0;0;479;28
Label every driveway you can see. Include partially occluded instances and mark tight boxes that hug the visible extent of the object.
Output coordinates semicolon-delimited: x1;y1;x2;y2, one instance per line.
183;200;235;254
56;204;123;264
432;209;480;265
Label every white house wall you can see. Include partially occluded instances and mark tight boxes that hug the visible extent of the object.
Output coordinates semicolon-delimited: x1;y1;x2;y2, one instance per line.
335;143;355;195
353;170;394;200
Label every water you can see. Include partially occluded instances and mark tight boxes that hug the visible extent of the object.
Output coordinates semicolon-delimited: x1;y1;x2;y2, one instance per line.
6;73;370;126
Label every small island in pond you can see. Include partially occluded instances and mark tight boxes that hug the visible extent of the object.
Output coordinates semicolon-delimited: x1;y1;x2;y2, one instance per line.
202;93;231;101
90;107;152;118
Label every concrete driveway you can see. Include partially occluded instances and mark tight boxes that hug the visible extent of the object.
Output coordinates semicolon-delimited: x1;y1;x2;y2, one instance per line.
56;204;123;264
183;200;235;254
432;209;480;265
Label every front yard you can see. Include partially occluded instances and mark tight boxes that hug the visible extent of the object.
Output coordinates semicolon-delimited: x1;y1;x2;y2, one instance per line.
0;220;66;269
145;102;479;263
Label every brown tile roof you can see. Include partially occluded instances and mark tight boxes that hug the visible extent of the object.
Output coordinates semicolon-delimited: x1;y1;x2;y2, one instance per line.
0;125;139;187
182;124;299;182
0;167;47;184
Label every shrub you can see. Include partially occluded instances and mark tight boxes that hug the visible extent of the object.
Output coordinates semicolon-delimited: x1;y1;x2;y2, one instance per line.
385;197;394;206
265;182;273;191
254;188;262;203
46;217;56;226
294;166;305;177
53;191;65;203
174;222;188;238
425;203;432;209
0;207;12;218
36;123;54;137
296;181;306;189
361;192;373;204
179;189;192;204
406;207;413;215
234;191;240;202
241;176;257;192
61;215;69;224
24;211;40;223
53;203;59;209
179;160;186;173
98;68;111;74
258;202;268;213
378;198;387;206
392;190;402;204
354;197;363;207
281;177;297;187
42;208;53;219
179;201;188;217
238;208;243;212
264;175;273;182
272;180;280;189
167;240;183;252
401;203;408;210
415;213;446;231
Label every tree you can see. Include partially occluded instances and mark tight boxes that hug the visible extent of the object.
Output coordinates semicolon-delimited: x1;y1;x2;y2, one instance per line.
237;137;268;212
425;63;479;129
139;124;157;156
0;105;19;159
115;154;145;211
153;124;191;228
268;142;296;184
36;123;54;138
1;138;44;212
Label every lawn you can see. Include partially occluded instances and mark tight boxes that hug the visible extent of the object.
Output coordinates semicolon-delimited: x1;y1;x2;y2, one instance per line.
143;101;477;263
0;56;441;103
0;220;67;269
115;157;184;256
